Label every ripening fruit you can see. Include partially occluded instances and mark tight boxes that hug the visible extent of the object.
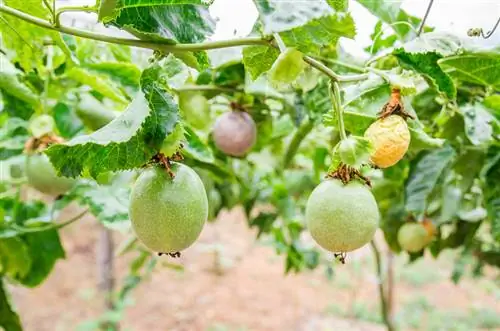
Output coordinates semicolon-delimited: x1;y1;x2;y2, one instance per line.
26;153;76;196
397;223;429;253
364;115;410;168
129;163;208;253
306;179;379;252
212;111;256;157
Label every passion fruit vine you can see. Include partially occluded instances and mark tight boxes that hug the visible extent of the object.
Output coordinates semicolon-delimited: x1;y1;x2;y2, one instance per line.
129;163;208;254
212;111;256;157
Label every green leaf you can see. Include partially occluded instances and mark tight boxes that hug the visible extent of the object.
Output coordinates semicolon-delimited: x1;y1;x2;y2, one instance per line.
483;148;500;241
0;118;29;161
393;33;461;99
460;103;497;146
242;46;280;80
366;21;397;54
0;72;40;108
336;136;373;168
98;0;213;21
405;145;456;217
327;0;348;11
0;237;32;279
17;227;65;287
106;4;215;43
253;0;332;34
46;64;180;178
249;212;277;238
280;13;355;54
86;62;142;88
53;103;84;139
356;0;430;38
0;0;62;71
268;48;306;85
66;67;128;104
438;52;500;91
62;182;130;230
0;278;22;331
183;126;214;163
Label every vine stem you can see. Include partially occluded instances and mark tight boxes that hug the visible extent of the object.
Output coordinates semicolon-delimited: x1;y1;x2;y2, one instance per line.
174;85;243;93
0;4;369;84
0;5;270;52
417;0;434;36
329;81;347;141
54;6;98;27
282;118;314;169
11;209;88;234
273;33;287;52
370;240;396;331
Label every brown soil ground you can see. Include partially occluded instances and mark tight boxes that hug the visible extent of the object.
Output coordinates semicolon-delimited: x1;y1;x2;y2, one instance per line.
10;207;500;331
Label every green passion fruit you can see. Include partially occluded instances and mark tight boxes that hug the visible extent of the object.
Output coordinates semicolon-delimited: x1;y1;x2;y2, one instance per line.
212;111;256;157
397;222;431;253
306;179;379;252
129;163;208;253
26;153;76;196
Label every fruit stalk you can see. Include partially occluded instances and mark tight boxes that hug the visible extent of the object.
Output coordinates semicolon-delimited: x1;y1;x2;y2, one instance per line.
370;240;396;331
329;81;347;141
97;226;118;329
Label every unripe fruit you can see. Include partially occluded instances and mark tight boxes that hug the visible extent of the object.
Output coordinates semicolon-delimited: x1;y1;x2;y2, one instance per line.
213;111;256;157
26;153;76;196
179;92;210;130
365;115;410;168
306;179;379;252
129;163;208;253
397;223;429;253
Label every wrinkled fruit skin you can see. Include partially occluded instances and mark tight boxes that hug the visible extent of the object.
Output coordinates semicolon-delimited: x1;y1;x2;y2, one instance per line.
26;153;76;196
365;115;410;168
129;163;208;253
213;111;256;157
397;223;429;253
306;179;379;252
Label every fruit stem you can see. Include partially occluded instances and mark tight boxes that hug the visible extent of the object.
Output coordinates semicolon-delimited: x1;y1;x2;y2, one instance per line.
273;33;287;53
329;81;347;141
370;240;396;331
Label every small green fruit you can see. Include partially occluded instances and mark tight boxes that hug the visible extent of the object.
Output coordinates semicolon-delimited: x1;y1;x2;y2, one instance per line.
26;153;76;196
76;95;117;131
179;92;210;130
129;163;208;253
213;111;256;157
306;179;379;252
397;223;429;253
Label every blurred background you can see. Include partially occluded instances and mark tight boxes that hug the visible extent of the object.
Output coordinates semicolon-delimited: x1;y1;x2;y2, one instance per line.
8;1;500;331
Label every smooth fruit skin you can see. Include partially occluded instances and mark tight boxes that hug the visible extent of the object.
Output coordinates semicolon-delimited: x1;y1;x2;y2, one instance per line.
365;115;410;168
212;111;256;157
129;163;208;253
397;223;428;253
306;179;379;252
26;153;76;196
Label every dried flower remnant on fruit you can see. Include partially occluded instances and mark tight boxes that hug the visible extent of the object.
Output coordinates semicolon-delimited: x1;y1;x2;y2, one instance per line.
24;133;65;154
326;163;371;187
379;88;414;120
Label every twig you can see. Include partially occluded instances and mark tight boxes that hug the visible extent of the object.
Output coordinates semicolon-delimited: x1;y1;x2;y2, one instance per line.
417;0;434;36
370;240;396;331
11;209;88;233
282;118;314;169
